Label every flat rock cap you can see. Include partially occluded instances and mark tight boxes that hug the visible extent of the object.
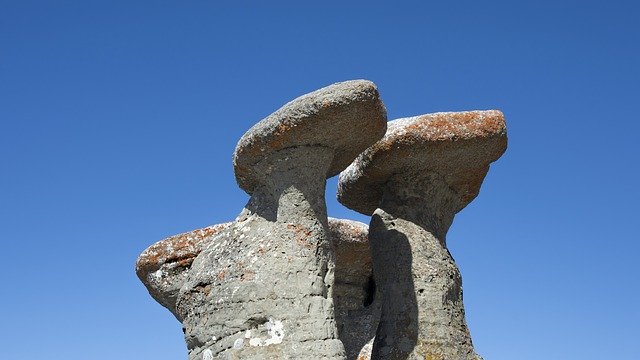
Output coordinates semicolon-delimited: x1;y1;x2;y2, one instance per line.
338;110;508;215
233;80;387;193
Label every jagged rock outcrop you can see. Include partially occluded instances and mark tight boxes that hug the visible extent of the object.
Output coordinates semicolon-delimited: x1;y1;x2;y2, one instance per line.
338;110;507;360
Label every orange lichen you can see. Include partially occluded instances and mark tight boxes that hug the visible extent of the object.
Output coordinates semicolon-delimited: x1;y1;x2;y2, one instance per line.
286;223;315;249
193;284;211;296
136;223;232;274
373;111;505;153
217;270;226;281
240;270;255;282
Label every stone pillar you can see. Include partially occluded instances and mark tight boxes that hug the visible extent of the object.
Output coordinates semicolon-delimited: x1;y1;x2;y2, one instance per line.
177;147;346;360
173;80;387;359
337;110;508;360
369;172;478;360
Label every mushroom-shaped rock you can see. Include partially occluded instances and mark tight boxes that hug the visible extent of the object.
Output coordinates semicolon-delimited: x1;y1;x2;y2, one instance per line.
176;80;387;360
328;218;379;360
135;222;232;320
338;110;507;360
233;79;387;194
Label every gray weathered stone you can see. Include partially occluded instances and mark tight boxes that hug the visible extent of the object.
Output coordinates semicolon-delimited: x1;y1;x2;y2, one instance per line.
175;80;387;359
233;79;387;194
138;218;380;360
136;222;232;320
338;110;507;360
329;218;379;360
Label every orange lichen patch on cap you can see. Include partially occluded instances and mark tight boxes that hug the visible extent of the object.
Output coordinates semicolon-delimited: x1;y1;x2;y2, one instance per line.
405;110;504;140
373;110;506;152
136;222;232;277
338;110;508;215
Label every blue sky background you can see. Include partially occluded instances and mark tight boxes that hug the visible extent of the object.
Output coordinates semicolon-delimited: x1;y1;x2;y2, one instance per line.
1;1;638;359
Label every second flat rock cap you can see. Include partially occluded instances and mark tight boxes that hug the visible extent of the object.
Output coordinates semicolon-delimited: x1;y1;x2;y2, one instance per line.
233;80;387;193
338;110;508;215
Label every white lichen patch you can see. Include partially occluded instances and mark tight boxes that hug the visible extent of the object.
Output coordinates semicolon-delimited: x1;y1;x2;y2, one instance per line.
245;318;285;347
233;338;244;349
150;270;164;281
203;349;213;360
264;318;285;345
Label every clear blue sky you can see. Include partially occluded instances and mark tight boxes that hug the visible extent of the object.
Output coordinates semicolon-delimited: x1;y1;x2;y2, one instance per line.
1;1;638;359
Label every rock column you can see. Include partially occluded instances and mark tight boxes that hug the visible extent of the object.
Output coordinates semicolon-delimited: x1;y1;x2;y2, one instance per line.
177;147;345;359
369;172;479;360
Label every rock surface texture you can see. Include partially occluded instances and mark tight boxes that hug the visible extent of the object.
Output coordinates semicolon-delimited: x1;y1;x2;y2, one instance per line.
338;110;507;360
136;81;508;360
138;218;378;360
136;222;232;320
174;80;387;359
328;218;379;360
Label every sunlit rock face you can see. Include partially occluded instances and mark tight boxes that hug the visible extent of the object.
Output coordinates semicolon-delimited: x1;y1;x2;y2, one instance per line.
157;80;385;360
136;222;232;320
136;82;507;360
137;217;379;360
338;110;507;360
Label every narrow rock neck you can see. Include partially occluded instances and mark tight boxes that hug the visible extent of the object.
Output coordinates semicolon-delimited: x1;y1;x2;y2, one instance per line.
379;171;462;244
245;146;333;226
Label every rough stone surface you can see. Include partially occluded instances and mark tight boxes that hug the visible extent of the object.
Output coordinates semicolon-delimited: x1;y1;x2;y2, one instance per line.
338;110;507;215
367;174;481;360
137;84;506;359
338;111;507;360
138;218;380;359
233;79;387;194
171;80;387;359
328;218;379;360
135;222;232;320
176;147;345;359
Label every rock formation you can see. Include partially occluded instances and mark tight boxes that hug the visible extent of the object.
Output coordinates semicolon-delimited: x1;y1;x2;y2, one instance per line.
136;222;232;321
138;218;378;359
175;80;386;359
136;81;507;360
338;111;507;360
329;218;379;360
